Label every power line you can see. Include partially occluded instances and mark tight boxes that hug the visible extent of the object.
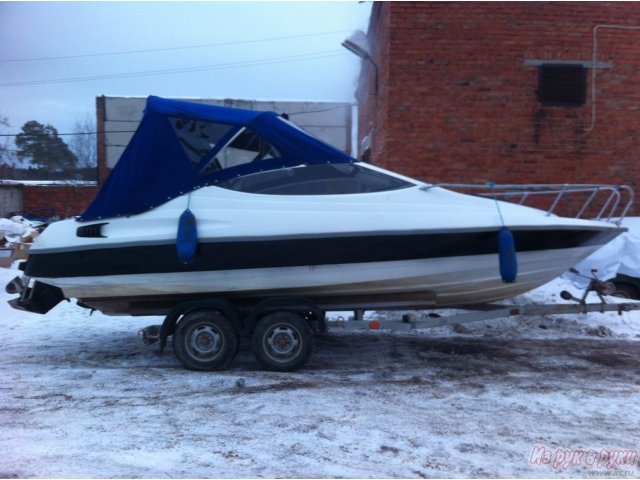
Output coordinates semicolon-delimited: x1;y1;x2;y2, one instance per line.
0;131;132;138
0;105;354;137
0;50;343;87
287;106;352;116
0;106;354;137
0;30;351;63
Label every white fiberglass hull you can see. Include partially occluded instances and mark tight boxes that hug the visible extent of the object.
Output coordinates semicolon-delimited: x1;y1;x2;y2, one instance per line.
16;167;625;315
43;245;601;315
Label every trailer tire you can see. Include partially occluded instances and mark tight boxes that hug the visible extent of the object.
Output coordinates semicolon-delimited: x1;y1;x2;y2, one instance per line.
252;311;313;372
173;310;237;371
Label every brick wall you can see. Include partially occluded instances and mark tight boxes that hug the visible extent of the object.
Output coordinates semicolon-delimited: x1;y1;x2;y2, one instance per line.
358;2;640;213
22;185;98;218
96;96;110;185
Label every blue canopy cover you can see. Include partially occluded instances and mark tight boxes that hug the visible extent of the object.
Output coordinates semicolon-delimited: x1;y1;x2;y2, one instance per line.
79;96;355;221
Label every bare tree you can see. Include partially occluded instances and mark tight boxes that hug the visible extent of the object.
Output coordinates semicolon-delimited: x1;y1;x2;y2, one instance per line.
69;114;97;168
0;115;17;179
0;115;11;163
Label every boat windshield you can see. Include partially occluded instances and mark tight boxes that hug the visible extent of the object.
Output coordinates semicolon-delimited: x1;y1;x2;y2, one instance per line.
216;163;413;195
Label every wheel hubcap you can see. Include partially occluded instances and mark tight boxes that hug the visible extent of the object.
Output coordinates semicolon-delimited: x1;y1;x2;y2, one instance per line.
265;325;300;359
188;325;223;358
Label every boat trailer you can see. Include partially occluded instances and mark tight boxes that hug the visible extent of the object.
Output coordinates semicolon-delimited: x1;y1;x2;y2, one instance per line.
138;273;640;369
326;269;640;331
139;295;640;340
328;299;640;332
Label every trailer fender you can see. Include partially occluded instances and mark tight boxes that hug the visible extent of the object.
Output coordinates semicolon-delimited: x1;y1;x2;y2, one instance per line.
159;298;241;354
247;297;326;333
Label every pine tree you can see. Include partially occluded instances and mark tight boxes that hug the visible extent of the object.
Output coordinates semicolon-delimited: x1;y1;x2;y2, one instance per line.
15;120;78;174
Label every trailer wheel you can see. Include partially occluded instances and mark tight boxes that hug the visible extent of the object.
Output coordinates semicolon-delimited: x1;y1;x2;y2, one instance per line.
252;311;313;372
173;310;237;371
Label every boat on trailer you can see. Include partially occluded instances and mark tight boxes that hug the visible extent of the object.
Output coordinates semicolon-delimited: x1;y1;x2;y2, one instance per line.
5;96;634;371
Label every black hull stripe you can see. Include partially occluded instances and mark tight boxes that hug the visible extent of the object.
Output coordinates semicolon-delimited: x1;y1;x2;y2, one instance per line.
24;229;619;279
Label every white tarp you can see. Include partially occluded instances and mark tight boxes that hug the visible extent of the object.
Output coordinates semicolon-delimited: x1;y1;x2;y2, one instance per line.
567;217;640;285
0;216;42;244
0;217;27;237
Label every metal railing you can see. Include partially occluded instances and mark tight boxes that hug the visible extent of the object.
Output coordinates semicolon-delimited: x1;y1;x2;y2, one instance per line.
429;183;635;225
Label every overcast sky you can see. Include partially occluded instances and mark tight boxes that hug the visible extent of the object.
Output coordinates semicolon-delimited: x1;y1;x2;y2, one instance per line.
0;1;371;136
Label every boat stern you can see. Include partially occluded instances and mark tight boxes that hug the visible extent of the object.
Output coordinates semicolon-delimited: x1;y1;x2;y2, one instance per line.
5;274;66;314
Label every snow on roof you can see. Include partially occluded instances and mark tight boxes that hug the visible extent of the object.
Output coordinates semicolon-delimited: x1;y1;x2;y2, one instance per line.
0;180;97;186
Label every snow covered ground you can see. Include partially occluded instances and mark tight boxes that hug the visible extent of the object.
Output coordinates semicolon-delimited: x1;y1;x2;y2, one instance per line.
1;264;639;478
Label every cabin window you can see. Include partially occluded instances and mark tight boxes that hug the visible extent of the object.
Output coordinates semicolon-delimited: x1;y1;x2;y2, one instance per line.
198;128;280;177
216;163;413;195
169;117;234;167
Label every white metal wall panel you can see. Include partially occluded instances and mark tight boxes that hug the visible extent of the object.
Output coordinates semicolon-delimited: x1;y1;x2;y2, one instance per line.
103;97;352;169
0;185;23;217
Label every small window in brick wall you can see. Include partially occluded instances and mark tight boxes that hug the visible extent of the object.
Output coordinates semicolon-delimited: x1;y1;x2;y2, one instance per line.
538;64;587;106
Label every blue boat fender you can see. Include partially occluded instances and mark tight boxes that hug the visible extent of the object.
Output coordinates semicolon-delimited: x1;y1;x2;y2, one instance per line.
498;227;518;283
177;208;198;264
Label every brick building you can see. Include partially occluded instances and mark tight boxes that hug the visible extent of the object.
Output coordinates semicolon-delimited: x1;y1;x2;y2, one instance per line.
357;2;640;210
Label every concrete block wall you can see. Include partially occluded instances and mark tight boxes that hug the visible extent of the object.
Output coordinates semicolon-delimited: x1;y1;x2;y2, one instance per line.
0;184;23;217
